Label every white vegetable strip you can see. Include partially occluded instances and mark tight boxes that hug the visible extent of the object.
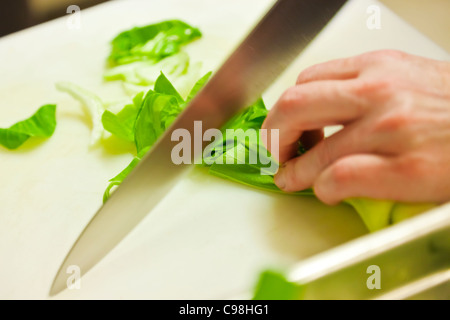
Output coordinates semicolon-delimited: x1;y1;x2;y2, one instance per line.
56;81;105;146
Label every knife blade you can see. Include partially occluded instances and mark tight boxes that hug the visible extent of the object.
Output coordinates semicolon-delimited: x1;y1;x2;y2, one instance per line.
50;0;348;296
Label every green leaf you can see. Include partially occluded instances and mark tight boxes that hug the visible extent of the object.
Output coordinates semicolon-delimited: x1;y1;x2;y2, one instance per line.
222;98;268;131
253;270;305;300
105;52;191;86
154;72;184;104
103;157;141;203
134;90;183;154
103;72;213;200
201;99;287;191
185;71;212;103
103;146;150;203
206;141;313;196
104;61;153;84
102;92;144;142
390;202;436;224
0;104;57;150
108;20;201;66
135;52;190;85
343;198;395;232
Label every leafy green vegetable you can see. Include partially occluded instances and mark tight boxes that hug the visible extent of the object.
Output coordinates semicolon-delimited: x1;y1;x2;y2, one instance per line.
102;92;144;142
134;91;182;154
153;72;184;103
0;104;57;150
253;270;304;300
102;72;211;200
201;98;313;194
56;82;105;146
108;20;201;66
104;61;152;84
221;98;268;131
136;52;190;84
391;202;436;225
103;157;140;203
132;72;189;154
103;146;150;203
185;71;212;103
342;199;436;232
343;198;394;232
104;52;190;86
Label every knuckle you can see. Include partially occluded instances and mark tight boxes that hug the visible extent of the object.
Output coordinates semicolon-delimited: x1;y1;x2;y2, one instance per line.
328;160;353;185
359;50;405;65
313;183;329;203
396;155;429;180
372;97;415;133
313;177;338;205
296;64;322;84
276;87;304;116
352;77;397;98
283;160;307;190
374;109;412;133
296;68;313;84
376;49;405;60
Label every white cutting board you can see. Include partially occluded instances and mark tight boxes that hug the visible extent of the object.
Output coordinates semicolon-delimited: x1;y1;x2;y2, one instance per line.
0;0;448;299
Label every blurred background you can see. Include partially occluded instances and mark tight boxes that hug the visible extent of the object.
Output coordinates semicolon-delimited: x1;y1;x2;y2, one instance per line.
0;0;109;37
0;0;449;51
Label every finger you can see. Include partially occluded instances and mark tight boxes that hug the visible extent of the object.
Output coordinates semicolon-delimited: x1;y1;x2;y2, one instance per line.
262;80;365;163
273;122;372;192
265;129;324;167
296;56;362;84
313;154;408;205
296;50;414;85
262;129;325;167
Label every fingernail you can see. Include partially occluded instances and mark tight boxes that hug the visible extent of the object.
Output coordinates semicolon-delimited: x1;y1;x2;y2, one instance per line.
274;169;286;190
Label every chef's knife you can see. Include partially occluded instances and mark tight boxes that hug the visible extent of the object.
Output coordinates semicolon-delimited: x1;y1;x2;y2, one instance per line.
50;0;348;295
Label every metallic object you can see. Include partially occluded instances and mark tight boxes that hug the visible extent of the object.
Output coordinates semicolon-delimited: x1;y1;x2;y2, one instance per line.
289;205;450;299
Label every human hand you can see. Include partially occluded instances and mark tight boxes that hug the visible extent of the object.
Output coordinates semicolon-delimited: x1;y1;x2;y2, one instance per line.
262;50;450;205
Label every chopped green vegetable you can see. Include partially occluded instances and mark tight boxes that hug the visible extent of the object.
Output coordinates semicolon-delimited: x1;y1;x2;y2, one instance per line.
134;91;182;154
56;82;105;146
102;92;144;143
105;52;190;86
153;72;184;103
343;198;395;232
103;157;140;203
136;52;190;84
253;270;305;300
201;98;312;194
184;71;212;103
0;104;57;150
104;61;152;84
390;202;437;224
132;72;212;154
103;147;150;203
102;72;211;199
108;20;201;66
